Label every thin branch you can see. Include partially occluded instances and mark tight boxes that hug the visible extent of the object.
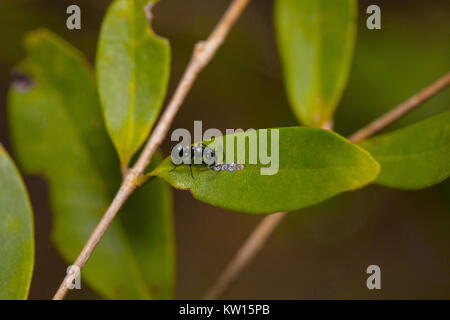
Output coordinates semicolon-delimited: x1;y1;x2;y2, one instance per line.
203;121;334;300
53;0;251;300
203;72;450;300
203;212;286;300
348;72;450;143
133;0;251;174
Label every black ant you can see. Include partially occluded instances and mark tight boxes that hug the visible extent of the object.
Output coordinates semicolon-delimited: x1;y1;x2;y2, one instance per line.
170;143;220;178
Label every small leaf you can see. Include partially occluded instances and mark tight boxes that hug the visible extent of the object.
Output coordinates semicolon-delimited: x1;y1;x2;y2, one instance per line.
359;111;450;189
97;0;170;167
8;29;174;299
0;145;34;300
153;127;380;214
274;0;357;127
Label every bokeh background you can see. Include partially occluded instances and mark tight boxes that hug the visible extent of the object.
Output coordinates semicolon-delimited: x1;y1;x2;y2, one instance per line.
0;0;449;299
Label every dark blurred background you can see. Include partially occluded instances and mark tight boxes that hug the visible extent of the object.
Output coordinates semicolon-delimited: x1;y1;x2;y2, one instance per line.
0;0;449;299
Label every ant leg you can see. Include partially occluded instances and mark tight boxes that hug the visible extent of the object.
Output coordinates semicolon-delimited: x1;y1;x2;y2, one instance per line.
169;164;178;173
189;163;194;179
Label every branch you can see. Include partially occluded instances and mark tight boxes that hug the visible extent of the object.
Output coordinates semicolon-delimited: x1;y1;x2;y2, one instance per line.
203;71;450;300
203;212;286;300
348;72;450;143
202;121;333;300
53;0;251;300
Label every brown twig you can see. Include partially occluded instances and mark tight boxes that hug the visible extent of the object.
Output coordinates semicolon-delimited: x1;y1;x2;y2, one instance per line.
348;72;450;143
53;0;251;300
203;71;450;300
203;212;287;300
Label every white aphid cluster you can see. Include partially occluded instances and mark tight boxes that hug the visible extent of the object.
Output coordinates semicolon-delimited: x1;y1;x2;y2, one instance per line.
212;162;244;172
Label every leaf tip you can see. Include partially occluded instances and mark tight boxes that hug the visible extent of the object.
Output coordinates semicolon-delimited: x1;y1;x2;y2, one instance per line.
23;27;50;49
355;143;382;183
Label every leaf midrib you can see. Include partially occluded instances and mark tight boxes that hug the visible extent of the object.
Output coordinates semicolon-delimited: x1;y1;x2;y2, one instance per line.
124;0;137;162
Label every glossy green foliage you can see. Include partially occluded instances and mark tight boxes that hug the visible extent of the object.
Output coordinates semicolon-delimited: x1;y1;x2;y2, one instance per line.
274;0;357;127
0;146;34;300
154;127;380;214
97;0;170;166
8;29;174;299
359;112;450;189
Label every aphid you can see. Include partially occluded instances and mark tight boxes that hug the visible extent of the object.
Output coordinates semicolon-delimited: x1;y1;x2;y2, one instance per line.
227;162;237;172
213;162;244;173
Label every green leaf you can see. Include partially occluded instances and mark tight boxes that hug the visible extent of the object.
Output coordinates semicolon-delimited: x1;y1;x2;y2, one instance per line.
97;0;170;167
359;112;450;189
274;0;357;127
0;145;34;300
8;29;174;299
153;127;380;214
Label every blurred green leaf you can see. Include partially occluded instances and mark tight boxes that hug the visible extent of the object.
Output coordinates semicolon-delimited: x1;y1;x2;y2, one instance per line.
153;127;379;214
0;146;34;300
274;0;357;127
359;111;450;189
335;4;450;136
8;29;174;299
97;0;170;167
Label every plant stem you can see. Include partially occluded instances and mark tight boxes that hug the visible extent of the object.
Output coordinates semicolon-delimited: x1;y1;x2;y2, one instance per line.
203;71;450;300
202;121;333;300
348;72;450;143
52;0;251;300
203;212;287;300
